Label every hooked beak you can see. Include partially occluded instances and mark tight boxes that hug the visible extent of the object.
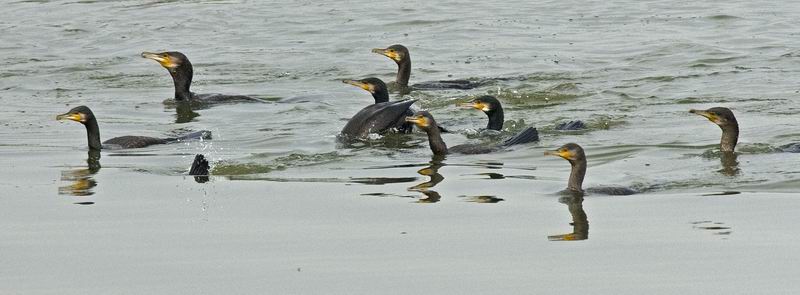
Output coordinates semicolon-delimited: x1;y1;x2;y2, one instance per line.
458;101;488;111
141;52;177;68
56;112;83;122
689;109;719;124
405;115;428;127
544;149;573;160
372;48;400;61
342;79;374;93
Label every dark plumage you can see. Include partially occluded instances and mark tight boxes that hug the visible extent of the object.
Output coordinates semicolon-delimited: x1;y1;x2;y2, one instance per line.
689;107;739;152
372;44;482;93
142;51;264;104
690;107;800;153
462;95;585;132
340;100;418;139
405;111;538;155
461;95;504;131
57;105;211;150
545;143;636;196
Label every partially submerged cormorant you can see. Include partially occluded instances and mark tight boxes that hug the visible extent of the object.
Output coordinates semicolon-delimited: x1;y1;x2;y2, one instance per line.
460;95;504;131
690;107;800;153
372;44;482;93
689;107;739;152
461;95;585;131
142;51;264;104
545;143;636;195
405;111;538;155
340;99;418;139
57;105;211;150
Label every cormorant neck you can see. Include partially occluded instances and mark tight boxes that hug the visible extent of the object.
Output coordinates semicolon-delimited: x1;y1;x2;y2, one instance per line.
486;106;504;131
719;124;739;152
396;58;410;88
372;88;389;104
567;158;586;192
424;126;448;155
84;117;102;151
169;64;193;101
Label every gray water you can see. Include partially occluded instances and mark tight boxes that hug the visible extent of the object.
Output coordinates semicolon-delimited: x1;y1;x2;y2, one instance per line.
2;1;800;294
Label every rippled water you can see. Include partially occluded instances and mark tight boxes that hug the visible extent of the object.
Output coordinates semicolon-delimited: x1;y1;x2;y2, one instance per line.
2;1;800;293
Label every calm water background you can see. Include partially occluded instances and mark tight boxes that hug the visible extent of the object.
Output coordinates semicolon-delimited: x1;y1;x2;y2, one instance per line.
1;0;799;294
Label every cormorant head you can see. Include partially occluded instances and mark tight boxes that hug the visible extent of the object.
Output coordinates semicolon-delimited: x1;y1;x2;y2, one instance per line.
460;95;501;113
141;51;190;71
405;111;438;131
372;44;409;63
689;107;738;128
342;77;386;93
57;105;95;124
545;143;586;163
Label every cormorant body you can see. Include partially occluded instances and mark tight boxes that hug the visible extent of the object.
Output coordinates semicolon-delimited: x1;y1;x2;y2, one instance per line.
462;95;585;131
372;45;483;93
340;100;418;139
406;111;538;155
545;143;636;195
142;51;265;104
57;105;211;150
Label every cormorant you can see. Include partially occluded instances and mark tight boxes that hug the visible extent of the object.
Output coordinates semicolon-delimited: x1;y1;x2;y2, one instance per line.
57;105;211;150
405;111;538;155
545;143;637;195
339;99;418;139
690;107;800;153
461;95;586;131
689;107;739;152
142;51;265;104
340;77;448;135
372;44;482;93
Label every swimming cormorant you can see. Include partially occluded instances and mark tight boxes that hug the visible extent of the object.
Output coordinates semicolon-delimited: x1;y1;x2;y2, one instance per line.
461;95;585;131
545;143;636;195
142;51;264;104
341;77;448;135
689;107;739;152
372;44;482;93
690;107;800;153
405;111;538;155
57;105;211;150
340;99;418;139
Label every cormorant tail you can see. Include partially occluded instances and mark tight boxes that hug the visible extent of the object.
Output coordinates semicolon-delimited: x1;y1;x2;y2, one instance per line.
168;130;212;142
189;154;210;183
501;127;539;146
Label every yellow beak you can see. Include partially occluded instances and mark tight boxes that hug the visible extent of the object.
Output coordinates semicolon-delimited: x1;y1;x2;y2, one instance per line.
56;113;83;122
372;48;400;61
141;52;177;68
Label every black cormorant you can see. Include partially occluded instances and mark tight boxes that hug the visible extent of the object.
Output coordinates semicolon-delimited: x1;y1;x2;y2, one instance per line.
690;107;800;153
461;95;585;131
372;44;482;93
405;111;538;155
689;107;739;152
142;51;264;104
545;143;636;195
339;99;418;139
57;105;211;150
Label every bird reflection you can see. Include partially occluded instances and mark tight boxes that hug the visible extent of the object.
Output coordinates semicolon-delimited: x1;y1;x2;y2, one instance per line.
173;102;201;124
718;152;740;176
548;193;589;241
59;150;101;197
408;155;445;203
